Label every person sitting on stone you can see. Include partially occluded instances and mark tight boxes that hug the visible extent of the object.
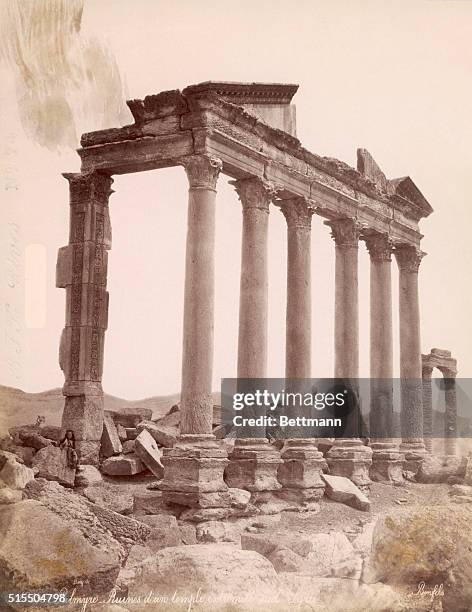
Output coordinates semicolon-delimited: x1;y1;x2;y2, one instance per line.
59;429;79;469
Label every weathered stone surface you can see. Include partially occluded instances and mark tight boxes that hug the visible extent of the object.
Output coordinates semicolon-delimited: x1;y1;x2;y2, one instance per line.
133;489;177;516
322;473;371;511
135;429;164;478
7;445;36;466
0;500;120;595
0;487;22;504
304;532;355;577
267;547;305;573
8;425;39;445
450;484;472;497
101;413;123;458
416;454;467;483
62;395;104;441
74;464;102;487
178;521;197;545
122;439;135;454
464;454;472;485
83;482;134;515
372;505;472;611
137;420;178;448
136;514;182;550
18;431;53;450
127;544;279;603
32;445;76;487
125;427;138;440
117;423;128;442
0;452;35;489
106;407;152;428
102;453;145;476
228;487;251;508
241;532;313;559
39;425;62;442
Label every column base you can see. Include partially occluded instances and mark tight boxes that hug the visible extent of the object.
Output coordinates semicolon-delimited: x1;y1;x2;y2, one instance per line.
62;394;104;466
160;434;229;518
370;443;404;484
400;440;427;474
326;439;373;491
277;439;327;502
225;438;282;492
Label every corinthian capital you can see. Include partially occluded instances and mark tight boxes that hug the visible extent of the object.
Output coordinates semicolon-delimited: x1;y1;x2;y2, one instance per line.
363;231;393;262
278;197;316;229
181;155;222;191
394;244;425;273
230;177;277;213
63;170;114;206
325;217;362;247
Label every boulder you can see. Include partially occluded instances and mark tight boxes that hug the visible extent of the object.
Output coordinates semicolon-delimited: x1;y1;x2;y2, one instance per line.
32;445;76;487
101;413;123;458
83;482;134;515
0;452;35;489
11;445;36;466
122;439;135;454
416;454;467;483
134;429;164;478
371;505;472;611
102;454;145;476
74;464;102;487
136;420;178;448
127;544;279;604
322;473;370;511
304;532;355;577
0;487;22;504
0;500;120;595
266;548;305;573
105;407;153;429
8;425;39;445
18;431;53;450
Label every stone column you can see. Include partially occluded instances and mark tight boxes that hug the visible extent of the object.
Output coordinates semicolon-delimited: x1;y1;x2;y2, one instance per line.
276;198;326;506
422;364;434;454
160;155;229;520
394;244;426;470
364;232;403;483
225;177;282;509
56;171;113;465
325;218;372;490
440;367;458;456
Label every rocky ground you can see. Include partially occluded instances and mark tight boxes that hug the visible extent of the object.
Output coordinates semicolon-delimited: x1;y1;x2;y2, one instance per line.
1;406;472;612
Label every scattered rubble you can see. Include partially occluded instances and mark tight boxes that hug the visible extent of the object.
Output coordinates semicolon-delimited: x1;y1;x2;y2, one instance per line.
322;473;371;511
134;429;164;478
102;454;146;476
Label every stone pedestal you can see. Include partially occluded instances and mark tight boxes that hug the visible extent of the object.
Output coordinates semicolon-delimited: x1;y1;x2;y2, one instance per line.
225;439;282;493
369;442;404;484
277;439;326;502
325;218;372;488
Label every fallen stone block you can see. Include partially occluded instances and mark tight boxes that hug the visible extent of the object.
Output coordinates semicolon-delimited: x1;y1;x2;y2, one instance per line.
8;425;39;445
241;532;313;558
116;423;128;442
101;413;122;458
83;482;134;515
304;532;355;577
228;487;251;508
122;439;135;454
39;425;62;442
322;473;370;511
74;464;102;487
126;427;138;440
135;429;164;478
106;407;153;428
18;431;53;450
416;455;467;483
133;489;177;515
156;410;180;428
0;452;35;489
102;454;145;476
32;445;76;487
178;521;197;544
133;514;182;550
267;547;305;573
0;500;120;596
136;420;178;448
450;484;472;497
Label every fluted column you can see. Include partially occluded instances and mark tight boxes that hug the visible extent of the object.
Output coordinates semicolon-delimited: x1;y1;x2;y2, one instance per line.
440;367;458;456
225;177;282;503
276;198;326;506
364;232;403;482
394;244;426;468
325;218;372;490
56;170;113;465
160;155;229;518
422;364;434;454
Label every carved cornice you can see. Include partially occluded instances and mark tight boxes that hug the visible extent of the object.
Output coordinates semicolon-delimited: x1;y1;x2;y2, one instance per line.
62;171;114;205
363;231;393;262
277;197;316;229
230;177;278;213
180;155;222;191
394;244;425;273
325;217;362;248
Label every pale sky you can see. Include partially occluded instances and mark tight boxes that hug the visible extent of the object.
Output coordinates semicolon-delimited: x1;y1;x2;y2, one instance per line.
1;0;471;398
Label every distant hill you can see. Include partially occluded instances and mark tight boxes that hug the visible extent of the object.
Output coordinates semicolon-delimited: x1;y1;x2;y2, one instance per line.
0;385;220;434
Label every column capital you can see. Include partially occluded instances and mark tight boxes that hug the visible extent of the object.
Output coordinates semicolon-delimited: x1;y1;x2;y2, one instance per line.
363;231;393;262
394;244;425;272
278;197;316;229
230;176;277;213
181;155;222;191
62;171;114;205
325;217;362;247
